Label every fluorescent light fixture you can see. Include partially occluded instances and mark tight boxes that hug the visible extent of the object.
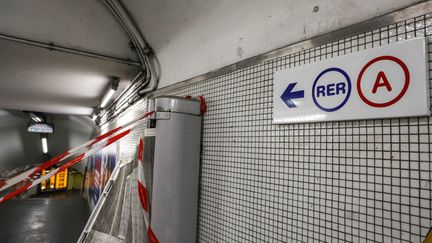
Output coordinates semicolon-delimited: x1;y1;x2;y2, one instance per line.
29;112;42;123
100;88;116;108
92;114;97;121
99;77;119;109
41;137;48;154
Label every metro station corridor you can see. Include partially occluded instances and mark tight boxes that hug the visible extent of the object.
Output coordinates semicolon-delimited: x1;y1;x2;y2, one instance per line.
0;1;432;243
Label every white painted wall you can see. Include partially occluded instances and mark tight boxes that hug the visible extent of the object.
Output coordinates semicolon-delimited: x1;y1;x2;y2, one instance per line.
124;0;423;88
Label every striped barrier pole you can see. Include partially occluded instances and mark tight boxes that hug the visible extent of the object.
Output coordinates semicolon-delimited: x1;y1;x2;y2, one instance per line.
137;137;159;243
0;111;154;193
0;112;154;204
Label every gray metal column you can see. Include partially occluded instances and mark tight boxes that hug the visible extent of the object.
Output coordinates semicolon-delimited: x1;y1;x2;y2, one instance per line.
150;96;202;243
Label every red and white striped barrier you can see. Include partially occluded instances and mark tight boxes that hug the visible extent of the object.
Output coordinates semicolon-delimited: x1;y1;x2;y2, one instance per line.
0;112;154;193
137;137;159;243
0;111;154;204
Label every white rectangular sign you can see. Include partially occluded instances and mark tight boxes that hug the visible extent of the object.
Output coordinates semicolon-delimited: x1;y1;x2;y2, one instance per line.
273;37;430;124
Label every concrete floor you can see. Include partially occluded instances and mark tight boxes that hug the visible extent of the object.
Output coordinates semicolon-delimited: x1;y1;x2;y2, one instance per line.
0;191;90;243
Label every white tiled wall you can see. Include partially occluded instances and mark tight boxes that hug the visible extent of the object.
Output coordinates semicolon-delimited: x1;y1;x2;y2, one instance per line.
109;11;432;243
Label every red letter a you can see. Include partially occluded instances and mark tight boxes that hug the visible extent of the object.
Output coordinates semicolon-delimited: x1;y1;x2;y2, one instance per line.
372;71;392;94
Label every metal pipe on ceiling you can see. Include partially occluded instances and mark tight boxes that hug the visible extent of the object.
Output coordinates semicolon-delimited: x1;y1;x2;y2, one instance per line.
98;72;149;125
138;56;159;95
102;71;143;111
95;0;159;125
0;32;141;66
103;0;147;51
102;0;159;96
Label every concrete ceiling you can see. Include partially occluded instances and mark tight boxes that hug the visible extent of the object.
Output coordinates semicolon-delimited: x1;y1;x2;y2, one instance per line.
0;0;424;115
0;0;137;60
0;0;140;115
0;38;137;115
123;0;423;88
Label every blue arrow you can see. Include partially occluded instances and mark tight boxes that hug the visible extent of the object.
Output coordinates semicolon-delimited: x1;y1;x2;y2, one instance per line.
280;82;304;108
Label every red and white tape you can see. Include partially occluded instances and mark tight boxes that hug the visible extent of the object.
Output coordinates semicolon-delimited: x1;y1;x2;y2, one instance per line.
137;137;159;243
0;112;154;193
0;112;154;204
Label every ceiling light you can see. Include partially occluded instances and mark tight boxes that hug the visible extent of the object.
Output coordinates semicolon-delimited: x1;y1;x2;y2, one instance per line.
100;77;119;108
100;89;116;108
92;114;97;121
29;112;43;123
41;137;48;154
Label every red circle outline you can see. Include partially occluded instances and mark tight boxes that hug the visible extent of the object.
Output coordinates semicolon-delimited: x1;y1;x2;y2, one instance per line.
357;55;410;108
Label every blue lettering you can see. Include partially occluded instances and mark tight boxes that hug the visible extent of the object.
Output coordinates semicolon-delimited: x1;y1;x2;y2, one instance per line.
327;83;335;96
336;82;346;95
316;82;346;97
317;86;325;97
